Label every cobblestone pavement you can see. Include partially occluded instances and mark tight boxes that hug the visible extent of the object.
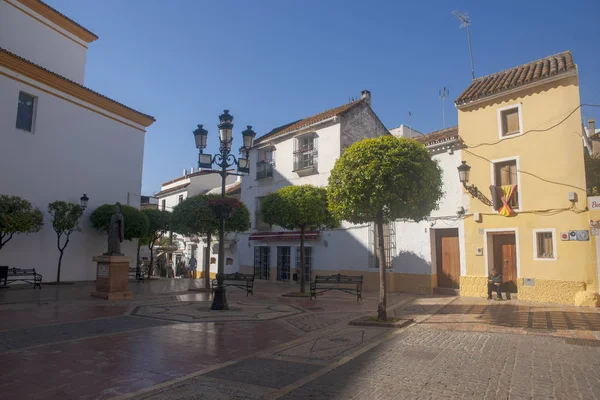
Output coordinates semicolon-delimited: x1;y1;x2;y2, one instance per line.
3;279;600;400
423;297;600;340
280;326;600;400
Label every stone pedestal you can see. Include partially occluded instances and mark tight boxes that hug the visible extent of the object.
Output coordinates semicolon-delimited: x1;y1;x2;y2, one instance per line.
91;255;132;300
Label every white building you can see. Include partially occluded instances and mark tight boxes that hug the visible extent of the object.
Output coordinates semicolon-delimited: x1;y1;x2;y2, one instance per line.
237;90;397;290
235;90;466;294
0;0;155;281
153;169;237;277
392;126;467;294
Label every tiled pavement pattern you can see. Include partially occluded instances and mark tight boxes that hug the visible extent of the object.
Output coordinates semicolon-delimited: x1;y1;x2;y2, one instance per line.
2;279;600;400
0;315;173;352
281;326;600;400
424;297;600;339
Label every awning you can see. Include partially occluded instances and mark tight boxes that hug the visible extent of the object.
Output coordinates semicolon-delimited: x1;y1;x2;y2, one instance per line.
249;231;321;241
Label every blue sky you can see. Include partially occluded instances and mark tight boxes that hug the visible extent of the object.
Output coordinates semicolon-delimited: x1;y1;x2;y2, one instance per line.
46;0;600;194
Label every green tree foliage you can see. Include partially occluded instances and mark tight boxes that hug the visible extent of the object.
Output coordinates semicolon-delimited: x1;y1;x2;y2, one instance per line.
0;195;44;252
140;209;171;278
327;136;443;320
90;204;149;241
585;152;600;195
260;185;339;293
171;194;250;287
48;201;83;283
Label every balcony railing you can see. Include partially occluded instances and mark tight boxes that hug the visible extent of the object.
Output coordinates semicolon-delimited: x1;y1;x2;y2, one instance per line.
293;147;318;172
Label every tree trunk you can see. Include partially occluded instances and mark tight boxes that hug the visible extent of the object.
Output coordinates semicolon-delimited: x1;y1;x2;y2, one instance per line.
148;242;154;279
56;250;64;283
56;233;69;284
204;233;211;290
300;226;306;293
376;211;387;321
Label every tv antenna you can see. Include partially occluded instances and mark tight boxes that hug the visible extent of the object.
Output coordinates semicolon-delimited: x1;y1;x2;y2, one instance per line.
452;10;475;80
439;87;449;129
408;111;413;131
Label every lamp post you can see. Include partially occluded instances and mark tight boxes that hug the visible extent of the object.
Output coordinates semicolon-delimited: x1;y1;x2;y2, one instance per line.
193;110;256;310
80;194;89;210
457;161;493;206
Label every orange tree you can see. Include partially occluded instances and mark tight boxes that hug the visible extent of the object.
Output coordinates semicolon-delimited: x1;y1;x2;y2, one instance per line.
327;136;443;320
260;185;338;293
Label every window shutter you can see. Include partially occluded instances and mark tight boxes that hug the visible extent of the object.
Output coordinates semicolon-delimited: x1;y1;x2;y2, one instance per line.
504;109;520;134
489;185;502;210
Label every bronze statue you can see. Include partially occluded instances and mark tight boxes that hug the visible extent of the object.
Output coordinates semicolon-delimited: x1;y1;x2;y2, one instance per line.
105;202;124;256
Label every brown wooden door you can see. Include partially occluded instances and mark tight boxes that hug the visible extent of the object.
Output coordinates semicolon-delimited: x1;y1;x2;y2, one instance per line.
436;229;460;289
493;234;517;293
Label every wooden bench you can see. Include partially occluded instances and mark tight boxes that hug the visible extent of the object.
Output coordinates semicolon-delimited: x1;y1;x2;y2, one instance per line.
211;273;254;296
310;274;363;301
1;267;42;288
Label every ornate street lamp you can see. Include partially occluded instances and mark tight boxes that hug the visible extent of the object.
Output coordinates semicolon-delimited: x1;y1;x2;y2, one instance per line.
80;194;89;210
193;110;256;310
457;161;492;206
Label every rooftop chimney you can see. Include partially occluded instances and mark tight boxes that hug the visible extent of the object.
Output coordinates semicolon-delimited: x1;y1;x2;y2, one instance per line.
589;119;596;137
190;167;194;174
183;169;187;176
360;90;371;105
236;175;242;182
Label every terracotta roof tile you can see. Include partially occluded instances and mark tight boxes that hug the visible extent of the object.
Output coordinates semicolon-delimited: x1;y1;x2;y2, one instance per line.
413;126;460;147
255;99;364;144
455;51;576;106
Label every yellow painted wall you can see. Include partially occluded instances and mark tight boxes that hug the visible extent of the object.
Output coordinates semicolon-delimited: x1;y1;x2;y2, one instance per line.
458;75;599;304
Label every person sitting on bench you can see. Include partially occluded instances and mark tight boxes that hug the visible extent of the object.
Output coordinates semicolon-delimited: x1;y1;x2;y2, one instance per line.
487;268;503;300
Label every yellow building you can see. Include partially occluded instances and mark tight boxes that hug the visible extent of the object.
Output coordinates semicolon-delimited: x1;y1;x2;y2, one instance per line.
456;51;599;306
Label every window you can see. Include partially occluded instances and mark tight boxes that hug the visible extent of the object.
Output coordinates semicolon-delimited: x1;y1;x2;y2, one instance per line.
16;92;36;132
162;199;166;211
256;148;275;180
254;246;270;279
293;134;318;171
494;160;519;209
371;222;395;269
534;229;556;260
178;195;183;204
498;105;522;138
255;197;269;230
295;246;312;282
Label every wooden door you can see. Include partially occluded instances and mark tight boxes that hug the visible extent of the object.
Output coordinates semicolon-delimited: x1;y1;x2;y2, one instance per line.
436;229;460;289
493;234;517;293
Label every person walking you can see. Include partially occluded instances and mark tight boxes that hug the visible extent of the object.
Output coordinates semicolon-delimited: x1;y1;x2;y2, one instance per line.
189;256;197;279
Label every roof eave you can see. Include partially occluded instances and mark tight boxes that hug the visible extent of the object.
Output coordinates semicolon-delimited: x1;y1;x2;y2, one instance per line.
455;68;578;109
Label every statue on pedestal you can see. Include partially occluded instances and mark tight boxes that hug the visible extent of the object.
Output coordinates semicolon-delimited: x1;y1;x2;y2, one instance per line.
105;202;124;256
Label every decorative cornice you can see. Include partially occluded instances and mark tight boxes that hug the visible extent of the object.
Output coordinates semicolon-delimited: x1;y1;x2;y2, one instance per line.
13;0;98;43
1;48;155;128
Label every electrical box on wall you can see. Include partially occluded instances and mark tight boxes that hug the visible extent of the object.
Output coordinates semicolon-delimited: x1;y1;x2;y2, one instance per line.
473;213;482;223
568;192;577;202
475;247;483;256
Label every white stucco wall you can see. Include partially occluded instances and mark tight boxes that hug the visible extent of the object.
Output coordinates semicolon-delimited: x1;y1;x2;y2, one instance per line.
0;73;145;282
393;148;466;276
0;0;88;84
242;121;342;224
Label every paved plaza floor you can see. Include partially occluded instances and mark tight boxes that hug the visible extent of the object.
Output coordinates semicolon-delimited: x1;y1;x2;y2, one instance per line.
1;279;599;399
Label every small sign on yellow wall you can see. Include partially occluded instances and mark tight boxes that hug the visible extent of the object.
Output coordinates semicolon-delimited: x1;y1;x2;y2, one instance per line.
589;196;600;210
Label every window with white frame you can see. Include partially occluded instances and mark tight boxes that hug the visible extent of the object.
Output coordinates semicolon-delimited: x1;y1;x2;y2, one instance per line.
293;134;317;171
255;196;269;229
493;159;519;209
256;147;275;180
498;105;522;138
16;92;36;132
534;229;556;260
